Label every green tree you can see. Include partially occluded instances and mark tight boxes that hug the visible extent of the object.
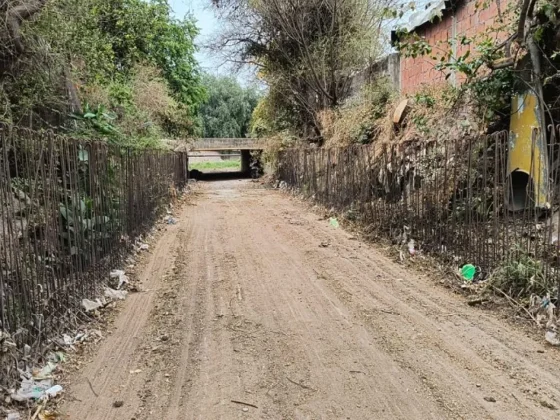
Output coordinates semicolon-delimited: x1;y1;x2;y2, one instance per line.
199;74;260;138
0;0;205;142
211;0;389;139
92;0;205;110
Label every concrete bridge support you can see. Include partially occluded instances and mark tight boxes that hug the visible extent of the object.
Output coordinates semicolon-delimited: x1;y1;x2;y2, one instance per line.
241;150;251;173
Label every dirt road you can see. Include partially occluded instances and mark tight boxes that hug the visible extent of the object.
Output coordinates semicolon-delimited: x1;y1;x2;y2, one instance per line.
64;180;560;420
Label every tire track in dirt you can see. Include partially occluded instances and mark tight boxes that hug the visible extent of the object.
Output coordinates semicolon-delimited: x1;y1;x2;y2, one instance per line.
258;194;560;419
62;212;186;419
233;194;446;419
63;180;560;420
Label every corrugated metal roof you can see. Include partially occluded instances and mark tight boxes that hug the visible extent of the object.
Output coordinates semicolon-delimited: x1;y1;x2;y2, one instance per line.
393;0;447;32
386;0;453;47
367;1;452;59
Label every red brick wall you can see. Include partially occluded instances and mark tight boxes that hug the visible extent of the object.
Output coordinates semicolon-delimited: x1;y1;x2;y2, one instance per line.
400;0;507;94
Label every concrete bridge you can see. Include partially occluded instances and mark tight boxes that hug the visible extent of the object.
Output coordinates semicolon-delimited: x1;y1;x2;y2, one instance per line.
189;138;265;174
190;138;265;152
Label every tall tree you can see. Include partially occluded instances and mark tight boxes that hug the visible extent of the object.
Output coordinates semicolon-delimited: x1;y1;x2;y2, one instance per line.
199;74;260;138
86;0;205;110
211;0;390;139
0;0;205;139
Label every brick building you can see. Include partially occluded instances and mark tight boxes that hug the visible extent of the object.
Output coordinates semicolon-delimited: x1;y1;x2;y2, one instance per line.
393;0;507;94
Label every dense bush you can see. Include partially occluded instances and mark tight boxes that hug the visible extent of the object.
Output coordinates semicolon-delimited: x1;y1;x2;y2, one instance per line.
1;0;205;145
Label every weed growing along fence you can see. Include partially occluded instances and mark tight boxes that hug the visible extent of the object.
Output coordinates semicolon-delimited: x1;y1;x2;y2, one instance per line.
0;126;187;386
278;127;560;301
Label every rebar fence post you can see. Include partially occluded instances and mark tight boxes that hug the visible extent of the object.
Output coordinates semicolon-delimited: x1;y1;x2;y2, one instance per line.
278;132;560;301
0;125;188;387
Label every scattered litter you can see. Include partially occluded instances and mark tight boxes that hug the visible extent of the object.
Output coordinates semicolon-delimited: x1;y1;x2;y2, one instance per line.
460;264;476;282
129;369;142;374
112;400;124;408
61;334;73;346
51;351;65;362
104;287;128;300
545;330;560;346
329;217;339;228
407;239;416;256
535;295;552;309
57;331;90;348
530;294;556;328
110;269;129;289
167;217;177;225
82;298;103;312
34;362;57;380
11;376;53;401
38;411;58;420
45;385;63;398
139;243;149;251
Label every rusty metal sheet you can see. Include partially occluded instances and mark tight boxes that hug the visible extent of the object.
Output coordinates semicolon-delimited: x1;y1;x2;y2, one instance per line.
506;92;550;211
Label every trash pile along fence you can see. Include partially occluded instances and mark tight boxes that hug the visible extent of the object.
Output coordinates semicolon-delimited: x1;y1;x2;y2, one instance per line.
0;126;188;386
278;126;560;300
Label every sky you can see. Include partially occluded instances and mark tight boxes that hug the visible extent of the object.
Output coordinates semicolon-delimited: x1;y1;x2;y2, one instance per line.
169;0;227;74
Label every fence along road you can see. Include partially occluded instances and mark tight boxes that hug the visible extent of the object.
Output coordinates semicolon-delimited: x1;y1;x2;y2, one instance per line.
0;126;187;388
278;128;560;299
63;180;560;420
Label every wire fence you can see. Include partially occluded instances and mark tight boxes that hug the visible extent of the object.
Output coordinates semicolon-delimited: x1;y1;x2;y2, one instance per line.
278;127;560;301
0;126;187;384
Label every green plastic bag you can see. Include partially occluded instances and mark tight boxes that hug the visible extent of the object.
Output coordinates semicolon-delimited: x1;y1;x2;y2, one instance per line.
329;217;339;228
461;264;476;282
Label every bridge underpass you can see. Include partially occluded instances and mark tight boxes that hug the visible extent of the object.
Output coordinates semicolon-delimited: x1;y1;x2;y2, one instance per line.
189;138;265;177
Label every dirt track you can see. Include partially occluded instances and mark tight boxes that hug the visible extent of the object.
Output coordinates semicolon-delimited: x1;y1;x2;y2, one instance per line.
64;180;560;420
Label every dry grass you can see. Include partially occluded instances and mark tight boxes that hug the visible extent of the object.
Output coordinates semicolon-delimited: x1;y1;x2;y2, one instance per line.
319;81;482;154
319;80;395;148
263;131;298;169
395;86;478;143
131;65;176;123
79;83;110;109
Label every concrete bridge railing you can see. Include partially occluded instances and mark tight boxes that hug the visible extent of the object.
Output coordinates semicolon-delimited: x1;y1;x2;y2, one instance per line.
191;138;265;151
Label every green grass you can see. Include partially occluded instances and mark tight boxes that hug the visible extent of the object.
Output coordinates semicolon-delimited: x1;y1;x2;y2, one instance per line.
189;160;241;171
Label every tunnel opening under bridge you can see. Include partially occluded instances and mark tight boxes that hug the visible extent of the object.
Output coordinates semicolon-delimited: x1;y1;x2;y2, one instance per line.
188;149;263;181
188;138;266;181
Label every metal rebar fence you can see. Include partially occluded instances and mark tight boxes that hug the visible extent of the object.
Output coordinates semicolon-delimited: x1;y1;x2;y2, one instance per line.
278;127;560;300
0;126;187;384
